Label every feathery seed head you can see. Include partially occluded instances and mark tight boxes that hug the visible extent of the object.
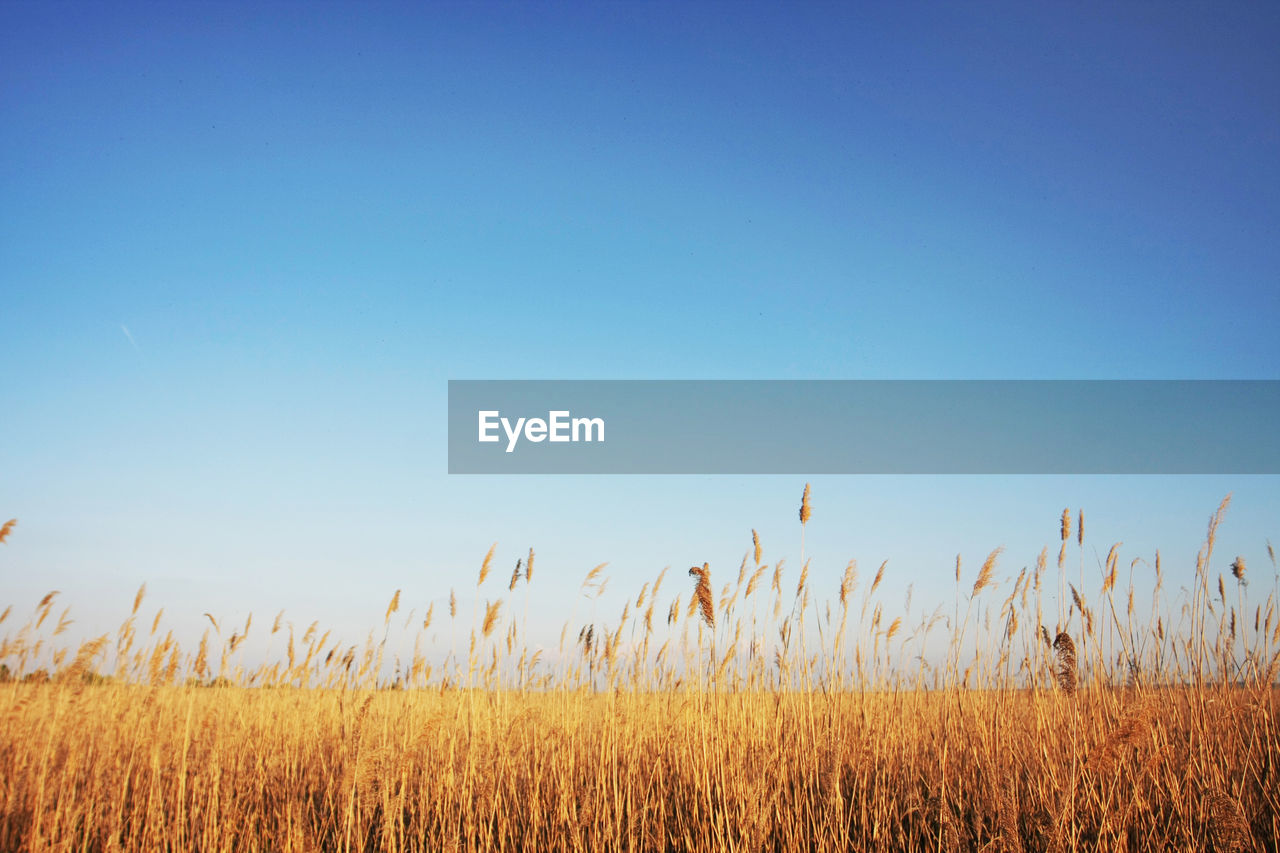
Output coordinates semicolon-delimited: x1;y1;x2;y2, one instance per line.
481;599;502;638
971;547;1003;596
478;543;496;586
1052;631;1077;695
690;563;714;629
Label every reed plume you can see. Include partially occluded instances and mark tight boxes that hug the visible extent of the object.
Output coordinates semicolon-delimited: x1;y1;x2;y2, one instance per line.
1052;632;1077;695
1090;699;1154;774
689;563;714;629
478;543;496;586
481;600;503;638
871;560;887;596
972;547;1003;596
1206;790;1250;853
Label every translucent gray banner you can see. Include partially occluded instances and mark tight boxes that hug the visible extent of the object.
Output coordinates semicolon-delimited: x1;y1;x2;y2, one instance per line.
447;380;1280;474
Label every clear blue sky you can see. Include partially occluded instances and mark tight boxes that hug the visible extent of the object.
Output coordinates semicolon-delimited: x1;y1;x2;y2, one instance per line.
2;3;1277;665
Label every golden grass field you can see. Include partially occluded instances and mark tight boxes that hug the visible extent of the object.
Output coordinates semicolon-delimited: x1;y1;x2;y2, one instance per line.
0;494;1276;852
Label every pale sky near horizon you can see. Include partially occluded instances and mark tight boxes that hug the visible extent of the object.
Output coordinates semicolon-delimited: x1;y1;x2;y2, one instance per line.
2;2;1278;671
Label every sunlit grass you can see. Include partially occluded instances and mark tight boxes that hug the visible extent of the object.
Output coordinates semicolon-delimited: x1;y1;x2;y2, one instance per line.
0;492;1275;851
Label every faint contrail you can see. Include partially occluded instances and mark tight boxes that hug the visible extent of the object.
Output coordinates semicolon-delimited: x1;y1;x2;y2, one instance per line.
120;324;140;353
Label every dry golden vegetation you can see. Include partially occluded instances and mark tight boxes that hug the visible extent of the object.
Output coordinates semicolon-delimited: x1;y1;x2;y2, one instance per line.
1;492;1277;852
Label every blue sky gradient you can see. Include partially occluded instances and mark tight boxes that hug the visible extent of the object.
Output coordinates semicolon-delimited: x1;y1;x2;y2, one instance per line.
2;2;1277;662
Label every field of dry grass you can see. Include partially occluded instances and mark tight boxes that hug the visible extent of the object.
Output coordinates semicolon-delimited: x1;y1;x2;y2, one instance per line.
1;493;1276;852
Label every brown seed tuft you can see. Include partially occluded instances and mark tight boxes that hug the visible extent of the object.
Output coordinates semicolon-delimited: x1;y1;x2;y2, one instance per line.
928;793;961;852
1206;790;1250;853
1090;699;1155;775
998;779;1024;853
1053;632;1077;695
799;483;812;524
690;563;715;629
